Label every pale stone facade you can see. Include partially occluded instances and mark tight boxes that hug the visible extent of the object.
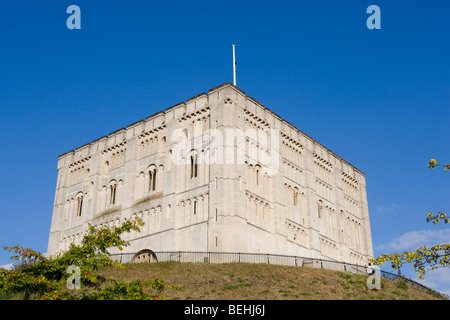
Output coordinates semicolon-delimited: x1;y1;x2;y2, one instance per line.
47;82;374;265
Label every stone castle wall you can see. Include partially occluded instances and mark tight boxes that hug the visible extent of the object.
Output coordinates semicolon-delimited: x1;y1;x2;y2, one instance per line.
47;82;373;265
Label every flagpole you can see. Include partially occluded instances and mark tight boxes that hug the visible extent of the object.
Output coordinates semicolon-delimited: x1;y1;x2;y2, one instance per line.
232;44;236;86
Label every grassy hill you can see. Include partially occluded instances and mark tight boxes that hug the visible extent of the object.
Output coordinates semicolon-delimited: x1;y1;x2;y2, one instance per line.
96;261;445;300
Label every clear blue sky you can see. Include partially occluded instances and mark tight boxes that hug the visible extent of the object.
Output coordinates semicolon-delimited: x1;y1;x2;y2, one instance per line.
1;1;449;295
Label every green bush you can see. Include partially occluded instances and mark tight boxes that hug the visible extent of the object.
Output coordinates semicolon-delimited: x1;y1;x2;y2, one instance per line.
0;218;179;300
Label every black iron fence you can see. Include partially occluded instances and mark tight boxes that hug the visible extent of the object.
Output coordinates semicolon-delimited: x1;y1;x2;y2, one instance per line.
110;250;448;300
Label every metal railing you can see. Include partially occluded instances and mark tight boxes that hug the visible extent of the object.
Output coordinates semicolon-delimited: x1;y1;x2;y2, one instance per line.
109;250;448;300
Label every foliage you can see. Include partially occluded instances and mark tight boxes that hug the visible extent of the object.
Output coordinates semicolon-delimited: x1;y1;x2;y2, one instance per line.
0;218;179;300
372;243;450;280
427;159;450;171
371;159;449;279
426;212;449;225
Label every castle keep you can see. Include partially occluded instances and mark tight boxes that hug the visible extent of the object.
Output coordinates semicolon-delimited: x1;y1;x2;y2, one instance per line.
47;82;374;265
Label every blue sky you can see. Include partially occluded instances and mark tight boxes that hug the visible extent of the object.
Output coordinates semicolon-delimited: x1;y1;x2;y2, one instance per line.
1;1;449;296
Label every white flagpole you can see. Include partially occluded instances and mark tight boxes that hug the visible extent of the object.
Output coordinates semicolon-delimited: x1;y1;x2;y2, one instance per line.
232;44;236;86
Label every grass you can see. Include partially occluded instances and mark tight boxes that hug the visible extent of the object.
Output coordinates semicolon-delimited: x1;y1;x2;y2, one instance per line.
94;261;445;300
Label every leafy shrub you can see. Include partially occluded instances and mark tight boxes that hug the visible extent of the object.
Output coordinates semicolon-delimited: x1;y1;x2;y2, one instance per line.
0;218;179;300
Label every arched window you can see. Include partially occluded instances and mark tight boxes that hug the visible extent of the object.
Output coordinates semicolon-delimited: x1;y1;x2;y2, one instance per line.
255;165;261;185
148;166;157;192
76;193;83;217
193;199;197;215
166;204;171;220
318;200;323;219
109;180;117;205
190;153;198;178
293;187;299;206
